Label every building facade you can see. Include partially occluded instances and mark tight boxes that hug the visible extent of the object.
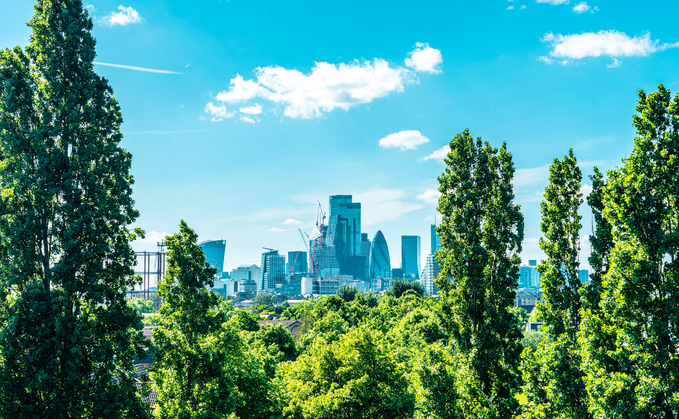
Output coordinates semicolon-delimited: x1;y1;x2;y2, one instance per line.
420;254;440;296
260;250;286;293
401;235;421;280
328;195;367;280
369;230;391;289
199;239;226;278
287;251;308;275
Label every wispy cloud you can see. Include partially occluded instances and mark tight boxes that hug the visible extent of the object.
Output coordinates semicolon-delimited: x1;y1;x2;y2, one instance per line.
240;115;258;124
536;0;569;4
353;189;423;225
507;5;515;9
421;145;450;163
539;30;679;65
580;183;593;198
416;188;441;204
270;227;287;232
379;130;430;150
404;42;443;74
514;164;550;187
101;5;142;26
211;43;442;120
283;218;303;225
239;103;263;115
607;58;621;68
93;61;181;74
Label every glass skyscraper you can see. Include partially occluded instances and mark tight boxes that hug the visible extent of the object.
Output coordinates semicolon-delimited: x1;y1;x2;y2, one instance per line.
369;230;391;281
287;251;308;274
329;195;366;280
199;239;226;277
430;224;441;255
401;235;421;280
260;249;285;293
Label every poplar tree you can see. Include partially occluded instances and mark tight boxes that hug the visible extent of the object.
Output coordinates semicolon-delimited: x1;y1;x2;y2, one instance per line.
580;85;679;417
0;0;147;417
519;149;590;418
150;221;239;419
436;129;524;418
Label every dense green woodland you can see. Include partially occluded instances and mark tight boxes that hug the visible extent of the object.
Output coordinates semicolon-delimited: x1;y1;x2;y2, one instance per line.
0;1;678;418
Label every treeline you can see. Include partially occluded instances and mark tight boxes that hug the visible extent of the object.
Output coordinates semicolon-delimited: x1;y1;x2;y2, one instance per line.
0;1;678;418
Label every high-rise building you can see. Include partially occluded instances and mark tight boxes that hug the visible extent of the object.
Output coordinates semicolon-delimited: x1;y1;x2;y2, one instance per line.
287;251;308;274
329;195;366;280
361;233;371;280
401;235;421;280
392;268;403;279
579;269;589;284
259;249;285;293
421;254;440;295
430;224;441;255
369;230;391;288
199;239;226;278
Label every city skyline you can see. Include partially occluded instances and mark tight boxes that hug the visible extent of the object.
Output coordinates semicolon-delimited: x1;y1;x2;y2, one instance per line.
3;0;677;273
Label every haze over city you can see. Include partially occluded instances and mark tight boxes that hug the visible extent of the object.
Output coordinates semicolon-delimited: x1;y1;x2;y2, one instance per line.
3;0;678;273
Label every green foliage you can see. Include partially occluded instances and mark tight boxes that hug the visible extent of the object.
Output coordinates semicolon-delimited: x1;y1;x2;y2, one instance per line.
150;221;235;419
519;149;590;418
232;309;261;332
520;330;545;353
0;1;147;416
509;306;529;329
253;292;277;308
336;284;358;302
436;129;524;417
129;297;157;314
389;278;425;298
412;343;460;419
143;314;161;326
276;326;415;419
580;85;679;417
250;324;297;362
583;167;612;310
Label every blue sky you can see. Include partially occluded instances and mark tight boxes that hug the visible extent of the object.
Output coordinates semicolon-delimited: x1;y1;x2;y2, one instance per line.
2;0;678;274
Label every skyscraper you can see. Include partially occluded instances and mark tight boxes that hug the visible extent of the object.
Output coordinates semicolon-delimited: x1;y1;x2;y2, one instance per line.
369;230;391;285
421;254;440;295
287;251;308;274
199;239;226;278
329;195;366;280
430;224;441;255
259;249;285;293
401;235;421;280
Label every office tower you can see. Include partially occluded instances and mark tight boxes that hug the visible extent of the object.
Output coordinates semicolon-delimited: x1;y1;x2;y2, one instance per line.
430;224;441;255
369;230;391;283
579;269;589;284
199;239;226;278
421;254;440;295
361;233;371;280
287;251;308;274
328;195;366;280
529;260;537;267
259;249;285;292
401;235;421;280
392;268;403;279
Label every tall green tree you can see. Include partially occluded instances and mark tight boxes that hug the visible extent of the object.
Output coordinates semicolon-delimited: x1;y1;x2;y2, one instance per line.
150;221;239;419
519;149;590;418
0;1;148;417
436;129;524;418
580;85;679;418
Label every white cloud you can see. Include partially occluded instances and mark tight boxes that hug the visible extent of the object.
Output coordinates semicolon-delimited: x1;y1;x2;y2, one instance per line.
283;218;302;225
572;2;589;12
521;4;528;8
541;30;679;61
270;227;287;232
216;75;270;103
417;188;441;204
93;62;180;74
102;5;142;26
580;183;593;197
353;189;423;225
211;44;442;119
514;164;550;187
239;103;263;115
205;102;235;121
607;58;621;68
240;115;258;124
379;130;430;150
507;5;515;9
132;231;170;252
421;145;450;163
404;42;443;74
536;0;569;4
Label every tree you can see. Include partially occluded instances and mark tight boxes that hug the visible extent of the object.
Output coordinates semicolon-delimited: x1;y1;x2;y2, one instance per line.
580;85;679;417
519;149;590;418
389;278;424;298
0;1;148;417
150;221;238;419
435;129;524;418
276;326;415;419
336;284;358;302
